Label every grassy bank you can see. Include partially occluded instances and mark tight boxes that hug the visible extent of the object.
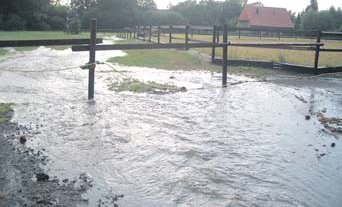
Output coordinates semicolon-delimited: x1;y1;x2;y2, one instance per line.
108;45;302;77
0;103;13;124
108;49;206;70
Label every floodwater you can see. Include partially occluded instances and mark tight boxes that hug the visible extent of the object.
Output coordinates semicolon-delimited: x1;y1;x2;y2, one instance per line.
0;41;341;207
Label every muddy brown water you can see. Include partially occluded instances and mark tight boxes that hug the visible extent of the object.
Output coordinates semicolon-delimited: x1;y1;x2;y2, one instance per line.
0;43;342;207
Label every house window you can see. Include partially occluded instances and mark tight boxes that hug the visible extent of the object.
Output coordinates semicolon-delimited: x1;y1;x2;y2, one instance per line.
256;8;260;14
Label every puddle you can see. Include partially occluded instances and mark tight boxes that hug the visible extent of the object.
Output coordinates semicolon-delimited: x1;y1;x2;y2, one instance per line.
0;42;342;206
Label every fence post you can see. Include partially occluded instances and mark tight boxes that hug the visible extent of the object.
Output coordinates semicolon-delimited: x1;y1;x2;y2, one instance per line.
185;25;189;50
216;29;220;43
149;25;152;42
136;25;140;39
222;24;228;87
144;26;146;41
211;25;217;62
169;25;172;44
157;26;161;44
314;30;322;74
238;29;241;39
88;18;97;100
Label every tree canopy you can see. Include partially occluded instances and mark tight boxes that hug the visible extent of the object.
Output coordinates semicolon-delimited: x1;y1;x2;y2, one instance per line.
0;0;67;30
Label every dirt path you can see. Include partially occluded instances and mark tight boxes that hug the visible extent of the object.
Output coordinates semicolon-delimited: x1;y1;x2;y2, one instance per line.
0;118;96;207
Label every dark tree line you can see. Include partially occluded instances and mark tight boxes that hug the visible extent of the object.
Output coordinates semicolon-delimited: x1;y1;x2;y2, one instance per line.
0;0;67;30
0;0;342;32
170;0;248;27
294;0;342;31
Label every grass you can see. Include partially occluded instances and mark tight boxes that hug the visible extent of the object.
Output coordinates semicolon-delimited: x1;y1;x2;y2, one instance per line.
108;39;315;77
109;79;186;93
159;34;342;67
108;49;205;70
0;103;14;124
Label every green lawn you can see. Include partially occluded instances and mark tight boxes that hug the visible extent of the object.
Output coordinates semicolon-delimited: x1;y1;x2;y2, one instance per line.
158;34;342;67
108;47;304;77
108;49;207;70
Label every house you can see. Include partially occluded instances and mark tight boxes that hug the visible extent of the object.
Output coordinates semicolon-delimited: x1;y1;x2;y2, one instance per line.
236;3;294;31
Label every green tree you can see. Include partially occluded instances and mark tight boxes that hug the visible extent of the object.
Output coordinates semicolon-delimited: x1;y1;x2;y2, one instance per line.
306;0;318;12
0;0;67;30
137;0;156;10
301;9;320;30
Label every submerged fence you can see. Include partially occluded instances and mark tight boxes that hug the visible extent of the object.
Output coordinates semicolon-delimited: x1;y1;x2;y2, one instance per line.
1;18;342;100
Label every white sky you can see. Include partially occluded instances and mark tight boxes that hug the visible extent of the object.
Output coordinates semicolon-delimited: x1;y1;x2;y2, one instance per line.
156;0;342;12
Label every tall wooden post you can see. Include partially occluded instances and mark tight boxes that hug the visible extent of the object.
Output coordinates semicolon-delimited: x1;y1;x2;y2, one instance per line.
157;26;161;44
211;25;217;62
222;24;228;87
314;30;322;74
143;26;146;41
149;25;152;42
216;29;220;43
169;25;172;44
185;25;189;50
137;25;140;39
88;18;97;100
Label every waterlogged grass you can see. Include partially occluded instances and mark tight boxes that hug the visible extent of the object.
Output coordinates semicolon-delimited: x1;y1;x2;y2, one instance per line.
0;103;14;124
109;79;186;93
109;49;205;70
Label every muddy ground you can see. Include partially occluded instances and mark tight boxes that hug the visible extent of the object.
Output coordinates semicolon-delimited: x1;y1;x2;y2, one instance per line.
0;114;120;207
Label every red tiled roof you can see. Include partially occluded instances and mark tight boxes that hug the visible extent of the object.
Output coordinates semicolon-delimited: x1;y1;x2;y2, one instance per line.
238;5;294;29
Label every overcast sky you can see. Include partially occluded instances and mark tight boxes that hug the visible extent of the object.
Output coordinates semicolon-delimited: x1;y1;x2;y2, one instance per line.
156;0;342;12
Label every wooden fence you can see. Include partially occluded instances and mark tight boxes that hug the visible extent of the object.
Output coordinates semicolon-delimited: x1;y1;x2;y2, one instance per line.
114;24;341;72
1;18;341;100
72;19;328;99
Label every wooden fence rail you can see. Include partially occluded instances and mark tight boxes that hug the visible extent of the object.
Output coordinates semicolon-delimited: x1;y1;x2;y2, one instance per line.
1;18;341;100
0;39;103;47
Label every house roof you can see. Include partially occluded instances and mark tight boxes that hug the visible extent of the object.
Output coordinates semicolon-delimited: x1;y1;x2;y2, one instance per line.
238;5;294;29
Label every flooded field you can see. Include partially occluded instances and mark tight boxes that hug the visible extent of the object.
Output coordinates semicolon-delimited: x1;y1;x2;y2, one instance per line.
0;43;342;207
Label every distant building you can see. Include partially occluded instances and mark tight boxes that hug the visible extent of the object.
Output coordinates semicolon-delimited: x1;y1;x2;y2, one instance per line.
236;3;294;31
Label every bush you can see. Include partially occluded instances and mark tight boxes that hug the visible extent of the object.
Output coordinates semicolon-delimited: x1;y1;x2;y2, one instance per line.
3;13;27;30
67;18;81;34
